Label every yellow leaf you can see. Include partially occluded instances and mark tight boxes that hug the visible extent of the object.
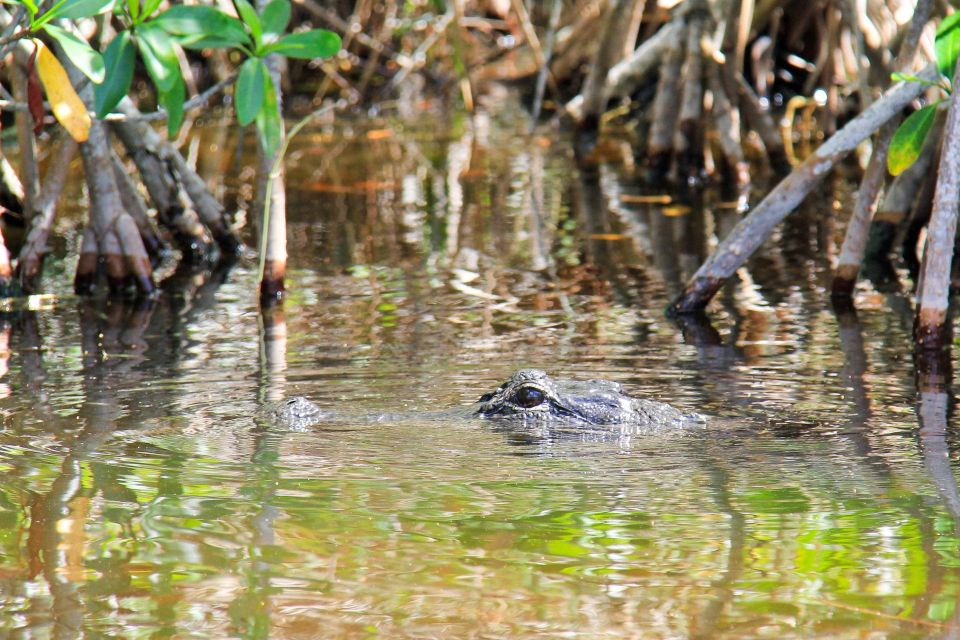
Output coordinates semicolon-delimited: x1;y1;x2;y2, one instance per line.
34;41;90;142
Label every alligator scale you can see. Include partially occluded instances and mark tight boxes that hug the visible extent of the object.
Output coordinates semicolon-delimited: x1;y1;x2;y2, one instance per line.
273;369;702;429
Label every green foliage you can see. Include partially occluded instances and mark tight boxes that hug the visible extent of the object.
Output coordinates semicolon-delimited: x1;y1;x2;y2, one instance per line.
887;15;960;174
152;6;249;50
265;30;341;59
15;0;341;147
887;102;940;176
12;0;110;87
44;23;104;82
236;58;266;126
136;22;179;93
260;0;290;40
936;12;960;81
94;30;134;117
255;71;282;156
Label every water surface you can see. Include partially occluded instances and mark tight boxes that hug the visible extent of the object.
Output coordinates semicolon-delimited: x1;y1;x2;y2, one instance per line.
0;101;958;638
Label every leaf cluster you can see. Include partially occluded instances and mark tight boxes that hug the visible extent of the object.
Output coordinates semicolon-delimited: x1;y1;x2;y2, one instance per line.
12;0;341;154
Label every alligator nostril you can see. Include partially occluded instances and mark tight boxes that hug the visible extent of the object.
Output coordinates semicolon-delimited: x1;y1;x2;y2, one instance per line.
514;386;546;408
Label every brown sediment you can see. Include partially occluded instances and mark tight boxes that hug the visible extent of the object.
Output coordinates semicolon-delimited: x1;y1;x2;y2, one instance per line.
830;263;860;299
666;276;723;315
259;260;286;303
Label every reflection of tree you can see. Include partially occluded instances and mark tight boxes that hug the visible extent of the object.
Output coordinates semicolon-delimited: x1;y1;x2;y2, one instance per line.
230;304;288;635
915;347;960;525
914;344;960;635
689;463;745;639
3;260;238;637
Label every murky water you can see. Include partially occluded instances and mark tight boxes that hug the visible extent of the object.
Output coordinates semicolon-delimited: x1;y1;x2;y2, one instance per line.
1;98;958;638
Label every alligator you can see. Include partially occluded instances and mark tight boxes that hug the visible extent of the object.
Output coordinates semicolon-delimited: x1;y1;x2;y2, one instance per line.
272;369;703;430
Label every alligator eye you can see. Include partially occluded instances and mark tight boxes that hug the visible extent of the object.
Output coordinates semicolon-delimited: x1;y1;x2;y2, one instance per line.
514;386;546;408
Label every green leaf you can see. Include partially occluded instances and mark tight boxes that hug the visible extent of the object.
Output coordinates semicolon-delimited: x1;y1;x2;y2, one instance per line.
235;57;265;125
255;73;282;157
55;0;115;20
43;23;105;83
137;22;180;93
94;31;135;117
234;0;262;47
139;0;161;19
21;0;39;20
936;14;960;81
126;0;139;21
260;0;290;41
264;29;340;59
153;5;251;49
159;74;185;139
888;102;940;176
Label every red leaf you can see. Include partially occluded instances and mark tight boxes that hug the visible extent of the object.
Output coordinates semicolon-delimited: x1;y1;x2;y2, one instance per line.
26;49;44;136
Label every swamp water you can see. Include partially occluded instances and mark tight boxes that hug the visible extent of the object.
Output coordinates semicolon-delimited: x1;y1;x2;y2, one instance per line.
0;102;958;638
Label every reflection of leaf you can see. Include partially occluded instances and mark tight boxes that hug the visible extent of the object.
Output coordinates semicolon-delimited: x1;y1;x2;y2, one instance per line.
662;205;691;217
888;103;939;176
34;41;91;142
741;488;810;514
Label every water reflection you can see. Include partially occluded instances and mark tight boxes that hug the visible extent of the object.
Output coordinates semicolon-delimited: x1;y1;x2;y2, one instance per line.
0;107;959;636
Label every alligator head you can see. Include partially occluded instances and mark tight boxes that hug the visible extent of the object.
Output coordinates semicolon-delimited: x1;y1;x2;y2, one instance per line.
475;369;697;426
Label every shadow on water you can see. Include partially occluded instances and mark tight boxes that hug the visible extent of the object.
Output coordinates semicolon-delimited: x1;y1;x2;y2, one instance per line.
2;106;960;636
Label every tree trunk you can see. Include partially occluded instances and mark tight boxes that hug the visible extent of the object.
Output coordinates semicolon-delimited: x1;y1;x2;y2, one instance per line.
830;0;933;298
576;0;645;155
673;8;706;180
865;111;942;264
257;53;287;304
668;63;937;315
78;120;155;295
914;59;960;348
111;113;214;262
17;138;76;292
644;19;687;180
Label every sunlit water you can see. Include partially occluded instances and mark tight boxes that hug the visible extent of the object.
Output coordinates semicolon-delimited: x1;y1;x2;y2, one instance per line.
0;99;958;638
